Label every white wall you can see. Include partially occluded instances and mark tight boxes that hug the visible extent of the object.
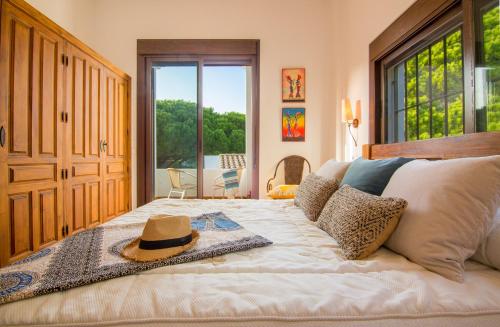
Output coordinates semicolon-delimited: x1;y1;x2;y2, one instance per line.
26;0;416;206
331;0;416;160
26;0;97;46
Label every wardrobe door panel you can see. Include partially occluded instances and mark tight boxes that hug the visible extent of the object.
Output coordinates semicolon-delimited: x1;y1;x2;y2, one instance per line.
117;82;126;158
39;188;57;246
71;183;86;233
106;76;116;157
102;70;129;221
39;36;58;156
65;44;103;234
89;66;101;157
9;192;32;260
88;182;100;227
10;19;32;156
71;55;86;157
0;3;64;267
105;179;116;220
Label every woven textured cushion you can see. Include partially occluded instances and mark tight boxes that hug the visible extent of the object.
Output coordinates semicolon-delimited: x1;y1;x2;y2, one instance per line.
267;184;298;199
294;173;339;221
317;185;407;260
383;156;500;282
340;157;414;195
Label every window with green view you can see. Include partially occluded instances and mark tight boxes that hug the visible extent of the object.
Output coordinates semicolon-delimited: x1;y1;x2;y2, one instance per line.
385;29;464;143
475;1;500;132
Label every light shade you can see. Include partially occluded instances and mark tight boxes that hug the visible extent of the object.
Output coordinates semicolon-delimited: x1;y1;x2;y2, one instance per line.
354;100;361;124
341;98;353;122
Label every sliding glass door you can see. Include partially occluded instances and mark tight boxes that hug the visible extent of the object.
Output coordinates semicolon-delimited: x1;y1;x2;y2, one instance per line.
153;62;200;198
202;65;250;198
152;61;252;199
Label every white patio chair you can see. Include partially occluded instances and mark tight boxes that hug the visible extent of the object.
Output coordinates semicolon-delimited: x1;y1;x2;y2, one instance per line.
166;168;197;199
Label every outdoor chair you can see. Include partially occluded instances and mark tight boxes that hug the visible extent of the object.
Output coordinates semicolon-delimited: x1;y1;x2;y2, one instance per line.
166;168;197;199
213;168;244;198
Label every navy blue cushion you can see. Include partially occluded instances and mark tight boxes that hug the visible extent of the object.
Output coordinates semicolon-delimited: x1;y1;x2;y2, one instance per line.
340;157;414;196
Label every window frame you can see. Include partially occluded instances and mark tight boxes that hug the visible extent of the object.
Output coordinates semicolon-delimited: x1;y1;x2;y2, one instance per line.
380;7;465;143
369;0;480;144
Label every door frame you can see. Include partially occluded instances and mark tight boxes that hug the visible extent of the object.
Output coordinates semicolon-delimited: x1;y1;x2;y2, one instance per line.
137;39;260;205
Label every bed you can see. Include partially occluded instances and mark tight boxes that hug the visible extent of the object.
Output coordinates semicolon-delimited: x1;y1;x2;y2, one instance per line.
1;195;500;327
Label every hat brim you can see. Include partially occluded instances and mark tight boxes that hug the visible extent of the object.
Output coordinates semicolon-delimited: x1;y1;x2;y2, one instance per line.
121;230;199;262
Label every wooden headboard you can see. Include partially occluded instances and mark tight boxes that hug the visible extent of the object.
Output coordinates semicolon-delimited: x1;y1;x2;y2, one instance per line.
362;132;500;160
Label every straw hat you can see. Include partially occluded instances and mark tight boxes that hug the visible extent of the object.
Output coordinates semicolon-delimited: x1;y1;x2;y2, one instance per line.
121;214;199;262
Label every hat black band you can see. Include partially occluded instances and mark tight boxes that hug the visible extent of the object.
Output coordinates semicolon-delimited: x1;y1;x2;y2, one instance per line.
138;233;193;250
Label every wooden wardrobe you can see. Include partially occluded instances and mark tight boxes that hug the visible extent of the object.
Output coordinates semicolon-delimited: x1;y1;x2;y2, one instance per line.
0;0;131;267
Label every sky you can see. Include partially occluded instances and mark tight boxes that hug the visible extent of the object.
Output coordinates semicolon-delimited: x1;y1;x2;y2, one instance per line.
154;65;247;114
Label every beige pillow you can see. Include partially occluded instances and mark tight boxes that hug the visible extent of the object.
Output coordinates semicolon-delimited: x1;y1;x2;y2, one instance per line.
317;185;407;259
472;208;500;270
294;173;338;221
383;156;500;282
316;159;351;183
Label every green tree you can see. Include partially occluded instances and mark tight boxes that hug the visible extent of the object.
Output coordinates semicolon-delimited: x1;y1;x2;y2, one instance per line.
481;6;500;131
155;99;246;168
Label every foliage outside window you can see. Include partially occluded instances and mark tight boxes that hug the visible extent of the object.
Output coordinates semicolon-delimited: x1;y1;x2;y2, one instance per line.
386;29;464;143
475;2;500;132
155;99;245;169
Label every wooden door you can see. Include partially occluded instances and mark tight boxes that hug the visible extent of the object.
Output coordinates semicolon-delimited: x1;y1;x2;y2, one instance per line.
64;43;103;235
102;69;129;221
0;2;65;266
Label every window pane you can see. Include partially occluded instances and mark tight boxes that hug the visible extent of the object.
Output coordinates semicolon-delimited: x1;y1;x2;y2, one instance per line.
396;109;406;142
418;49;430;104
448;93;464;136
386;66;396;142
431;40;445;97
446;30;463;94
407;106;417;141
475;2;500;132
406;57;417;107
432;99;445;138
418;102;430;139
396;63;405;110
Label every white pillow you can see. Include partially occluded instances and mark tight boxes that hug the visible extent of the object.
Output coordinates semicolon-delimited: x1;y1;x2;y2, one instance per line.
315;159;351;183
382;156;500;282
472;208;500;270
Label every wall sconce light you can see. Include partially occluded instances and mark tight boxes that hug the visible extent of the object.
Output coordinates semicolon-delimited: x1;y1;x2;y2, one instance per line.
341;98;361;146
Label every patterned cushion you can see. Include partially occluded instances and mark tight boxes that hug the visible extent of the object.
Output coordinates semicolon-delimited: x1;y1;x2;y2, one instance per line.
267;184;299;199
294;173;339;221
317;185;407;260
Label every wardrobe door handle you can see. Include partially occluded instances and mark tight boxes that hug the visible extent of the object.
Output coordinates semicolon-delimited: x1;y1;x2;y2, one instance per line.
0;126;5;147
102;141;108;152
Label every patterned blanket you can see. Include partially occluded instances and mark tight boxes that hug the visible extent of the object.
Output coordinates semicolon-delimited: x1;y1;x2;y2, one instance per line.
0;212;272;305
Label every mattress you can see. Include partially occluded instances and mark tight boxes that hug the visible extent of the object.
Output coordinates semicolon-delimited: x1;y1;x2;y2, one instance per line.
1;199;500;327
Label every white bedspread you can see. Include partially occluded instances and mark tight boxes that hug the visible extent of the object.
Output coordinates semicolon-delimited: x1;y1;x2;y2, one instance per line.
2;199;500;327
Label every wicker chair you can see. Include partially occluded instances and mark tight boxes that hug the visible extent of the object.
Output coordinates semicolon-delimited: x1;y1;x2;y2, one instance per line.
266;155;311;192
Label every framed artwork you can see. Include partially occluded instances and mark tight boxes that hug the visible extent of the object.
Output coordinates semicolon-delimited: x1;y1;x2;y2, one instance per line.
282;108;305;142
282;68;305;102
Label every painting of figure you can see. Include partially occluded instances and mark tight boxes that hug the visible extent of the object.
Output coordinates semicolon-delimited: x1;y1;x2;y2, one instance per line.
282;68;305;102
282;108;305;142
